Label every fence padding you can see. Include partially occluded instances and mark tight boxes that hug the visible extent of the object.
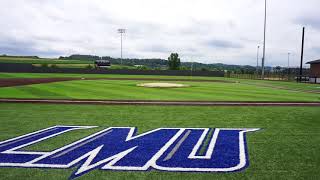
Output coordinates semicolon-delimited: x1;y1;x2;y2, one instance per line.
0;63;224;77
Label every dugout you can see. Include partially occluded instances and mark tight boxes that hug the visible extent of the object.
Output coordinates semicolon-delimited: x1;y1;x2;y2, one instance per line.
94;60;111;68
306;59;320;83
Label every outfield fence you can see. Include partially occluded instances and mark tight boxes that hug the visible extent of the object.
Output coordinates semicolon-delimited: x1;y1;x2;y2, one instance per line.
226;73;294;81
0;63;224;77
225;73;320;84
225;73;299;82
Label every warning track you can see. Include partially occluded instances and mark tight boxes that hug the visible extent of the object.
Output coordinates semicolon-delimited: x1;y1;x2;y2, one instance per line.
0;98;320;106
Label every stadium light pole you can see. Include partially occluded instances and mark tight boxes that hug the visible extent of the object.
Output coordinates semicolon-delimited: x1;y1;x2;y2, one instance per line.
261;0;267;79
256;45;260;76
118;29;126;65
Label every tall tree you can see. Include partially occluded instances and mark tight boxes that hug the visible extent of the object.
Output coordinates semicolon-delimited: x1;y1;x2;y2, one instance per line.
168;53;181;70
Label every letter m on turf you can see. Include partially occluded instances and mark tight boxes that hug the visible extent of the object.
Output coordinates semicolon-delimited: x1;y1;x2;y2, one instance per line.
0;126;259;178
0;126;184;178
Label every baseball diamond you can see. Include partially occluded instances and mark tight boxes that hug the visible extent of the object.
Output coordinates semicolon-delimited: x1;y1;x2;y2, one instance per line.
0;72;319;180
0;1;320;179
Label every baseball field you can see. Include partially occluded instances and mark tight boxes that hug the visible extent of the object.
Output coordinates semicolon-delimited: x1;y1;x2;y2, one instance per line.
0;72;319;180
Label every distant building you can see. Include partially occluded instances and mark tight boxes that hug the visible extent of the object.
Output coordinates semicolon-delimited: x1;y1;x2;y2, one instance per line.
306;59;320;83
94;60;111;68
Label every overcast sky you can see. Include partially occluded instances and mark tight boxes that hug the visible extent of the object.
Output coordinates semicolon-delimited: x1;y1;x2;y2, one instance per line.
0;0;320;66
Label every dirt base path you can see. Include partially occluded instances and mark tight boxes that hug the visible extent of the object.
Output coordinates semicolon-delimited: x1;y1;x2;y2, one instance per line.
1;98;319;106
0;78;235;87
0;78;77;87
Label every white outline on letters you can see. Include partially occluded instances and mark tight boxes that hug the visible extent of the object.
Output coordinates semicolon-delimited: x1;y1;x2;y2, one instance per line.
0;126;260;174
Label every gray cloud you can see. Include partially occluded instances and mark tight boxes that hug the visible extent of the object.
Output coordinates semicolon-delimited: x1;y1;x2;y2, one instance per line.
142;45;170;53
0;0;319;66
294;17;320;31
206;40;243;49
0;39;61;56
311;47;320;54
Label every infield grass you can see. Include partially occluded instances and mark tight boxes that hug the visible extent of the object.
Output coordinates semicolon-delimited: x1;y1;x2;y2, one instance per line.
0;103;319;180
0;79;319;101
0;72;226;80
1;72;320;92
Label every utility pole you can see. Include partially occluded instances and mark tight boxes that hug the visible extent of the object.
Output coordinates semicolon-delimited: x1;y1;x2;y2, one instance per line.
261;0;267;79
118;29;126;65
256;45;260;76
299;27;305;82
287;52;290;80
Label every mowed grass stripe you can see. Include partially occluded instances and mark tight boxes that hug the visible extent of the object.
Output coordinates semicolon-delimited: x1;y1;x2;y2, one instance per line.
0;87;39;98
0;79;319;101
177;83;298;101
0;72;227;81
0;83;71;99
1;72;320;93
43;80;320;101
71;80;320;101
72;80;268;101
68;80;139;99
16;85;68;98
36;80;123;99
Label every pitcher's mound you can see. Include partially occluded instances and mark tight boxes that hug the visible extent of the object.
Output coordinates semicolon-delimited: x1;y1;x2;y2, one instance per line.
137;82;190;88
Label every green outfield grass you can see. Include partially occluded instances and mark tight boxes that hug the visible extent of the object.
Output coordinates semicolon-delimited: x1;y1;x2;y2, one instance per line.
0;103;319;180
0;57;144;69
31;64;136;69
0;57;92;64
0;72;226;80
0;78;319;101
1;72;320;92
